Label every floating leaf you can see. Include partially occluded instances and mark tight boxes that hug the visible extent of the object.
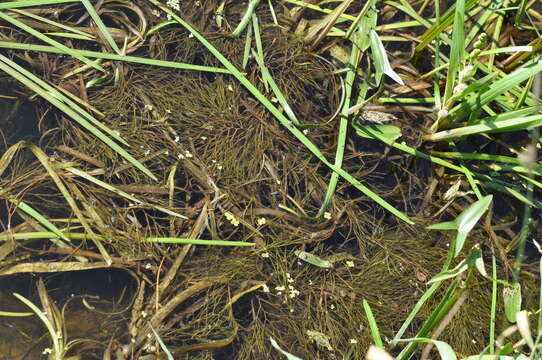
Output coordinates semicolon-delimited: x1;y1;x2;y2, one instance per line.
370;29;404;85
295;250;333;268
306;330;333;351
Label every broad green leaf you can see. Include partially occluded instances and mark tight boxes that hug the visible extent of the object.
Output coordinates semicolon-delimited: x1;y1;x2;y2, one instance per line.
453;195;492;256
428;249;482;283
354;124;402;142
426;221;458;231
427;196;492;257
269;337;303;360
356;0;377;51
370;29;404;85
503;283;522;323
295;250;333;268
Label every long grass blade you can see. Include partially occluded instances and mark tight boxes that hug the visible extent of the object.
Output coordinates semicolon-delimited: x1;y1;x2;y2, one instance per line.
0;41;230;73
0;55;157;180
80;0;121;53
0;11;104;72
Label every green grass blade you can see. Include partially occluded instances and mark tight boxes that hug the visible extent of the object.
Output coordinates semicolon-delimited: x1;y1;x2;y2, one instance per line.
150;326;174;360
80;0;121;53
0;231;94;241
0;187;70;242
0;0;78;10
318;24;360;216
144;237;255;246
489;255;497;354
13;293;61;356
363;299;383;348
425;114;542;141
0;11;104;72
66;167;187;219
27;144;112;264
12;8;94;38
0;56;157;181
0;41;229;73
251;49;299;125
0;53;127;144
443;0;466;105
147;0;413;224
231;0;261;37
43;32;95;40
242;24;252;69
251;14;268;91
451;59;542;121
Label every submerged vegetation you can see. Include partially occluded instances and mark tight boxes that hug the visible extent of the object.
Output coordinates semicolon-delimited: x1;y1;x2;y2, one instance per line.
0;0;541;359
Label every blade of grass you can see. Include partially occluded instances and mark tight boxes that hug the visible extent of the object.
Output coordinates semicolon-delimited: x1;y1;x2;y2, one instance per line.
13;293;62;357
231;0;261;37
442;0;466;106
43;32;95;40
251;49;299;125
0;11;104;72
147;0;414;224
80;0;121;53
424;114;542;142
489;255;497;354
28;144;112;265
363;299;383;349
0;0;78;10
11;8;94;38
0;55;157;180
318;21;360;216
242;24;252;69
0;53;126;144
144;237;254;246
251;14;268;91
0;41;229;73
65;167;187;219
451;59;542;121
0;187;70;242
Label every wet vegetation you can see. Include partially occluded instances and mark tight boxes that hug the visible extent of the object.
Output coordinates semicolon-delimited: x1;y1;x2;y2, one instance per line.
0;0;541;359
